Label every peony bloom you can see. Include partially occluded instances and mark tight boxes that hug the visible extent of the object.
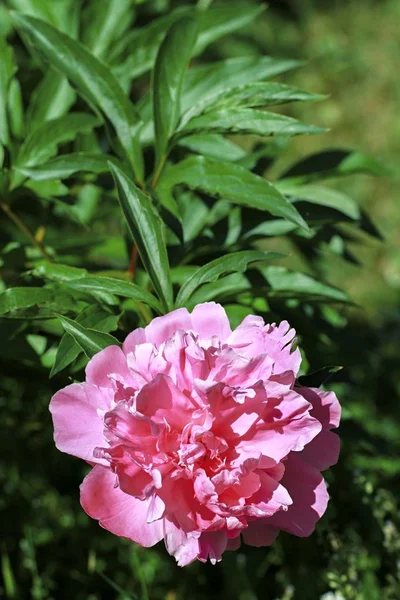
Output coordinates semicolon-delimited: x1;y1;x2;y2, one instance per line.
50;302;340;566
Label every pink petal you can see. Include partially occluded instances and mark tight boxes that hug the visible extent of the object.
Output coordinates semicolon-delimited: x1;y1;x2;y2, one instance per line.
298;430;340;471
191;303;232;341
136;374;195;430
297;387;341;429
80;465;164;546
163;518;200;566
122;327;146;355
268;454;329;537
50;383;110;464
86;345;135;388
198;531;228;564
144;308;192;346
242;521;280;547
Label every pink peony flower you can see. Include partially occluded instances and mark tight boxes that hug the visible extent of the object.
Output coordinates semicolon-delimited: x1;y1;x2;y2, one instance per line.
50;302;340;566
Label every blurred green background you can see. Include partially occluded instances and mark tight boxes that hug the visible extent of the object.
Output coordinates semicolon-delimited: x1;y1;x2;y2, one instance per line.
1;1;399;599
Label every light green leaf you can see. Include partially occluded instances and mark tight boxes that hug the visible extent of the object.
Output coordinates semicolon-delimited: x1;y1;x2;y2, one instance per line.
82;0;134;59
16;113;100;170
57;314;120;359
31;261;88;282
51;304;120;377
276;182;360;220
156;156;309;231
176;250;284;307
7;78;24;139
109;163;174;312
153;17;198;172
178;134;246;161
11;12;144;182
177;108;324;140
64;275;163;313
181;82;325;127
26;70;75;132
259;266;350;302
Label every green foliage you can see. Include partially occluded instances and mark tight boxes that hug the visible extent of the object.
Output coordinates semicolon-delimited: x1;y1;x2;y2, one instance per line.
1;1;398;599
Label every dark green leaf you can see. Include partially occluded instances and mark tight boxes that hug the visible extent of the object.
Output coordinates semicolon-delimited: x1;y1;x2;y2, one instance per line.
31;262;88;282
177;108;324;139
176;250;284;307
0;35;15;147
153;17;198;171
16;113;100;169
17;152;115;181
277;182;360;220
11;12;144;182
109;163;174;312
297;365;343;388
64;275;162;313
156;156;309;231
26;70;75;132
181;56;302;115
51;304;120;377
57;314;120;359
7;78;24;139
82;0;134;59
0;286;80;318
181;82;325;127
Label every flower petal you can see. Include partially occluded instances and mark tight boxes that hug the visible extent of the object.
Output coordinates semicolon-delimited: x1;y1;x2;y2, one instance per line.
191;302;231;341
144;308;192;346
86;345;135;388
50;383;110;463
80;465;164;546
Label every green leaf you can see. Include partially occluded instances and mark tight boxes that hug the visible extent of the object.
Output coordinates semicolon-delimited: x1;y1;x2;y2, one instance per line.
51;304;120;377
16;113;100;175
57;313;120;359
64;275;163;313
181;82;325;127
297;365;343;388
26;70;75;132
0;286;80;318
181;56;302;116
176;250;284;307
31;261;88;282
17;152;114;181
178;134;246;161
7;78;24;139
276;182;360;220
0;35;15;147
11;12;144;182
280;149;391;182
156;156;309;231
82;0;134;59
258;266;350;302
153;17;198;172
109;163;174;312
113;3;263;83
177;107;324;140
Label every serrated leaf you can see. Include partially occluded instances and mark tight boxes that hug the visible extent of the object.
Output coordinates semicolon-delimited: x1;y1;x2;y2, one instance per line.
177;107;324;140
181;82;325;127
15;113;100;170
156;156;309;231
153;17;198;172
57;314;120;359
11;12;144;182
277;182;360;220
109;163;174;312
176;250;284;307
64;275;162;313
51;304;120;377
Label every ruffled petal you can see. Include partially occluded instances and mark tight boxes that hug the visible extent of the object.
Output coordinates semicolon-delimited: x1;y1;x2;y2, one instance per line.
144;308;192;346
191;302;232;342
86;345;136;388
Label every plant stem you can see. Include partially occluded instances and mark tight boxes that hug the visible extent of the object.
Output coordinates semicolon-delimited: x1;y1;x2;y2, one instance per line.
150;155;167;190
0;199;53;261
